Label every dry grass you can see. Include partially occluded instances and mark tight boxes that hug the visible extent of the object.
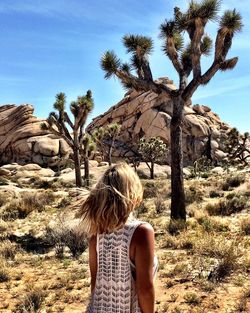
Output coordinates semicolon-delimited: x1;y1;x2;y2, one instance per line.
13;288;45;313
46;220;88;258
240;217;250;235
0;258;9;282
221;175;245;191
183;292;201;305
0;190;57;220
0;166;249;312
206;194;247;216
0;240;18;260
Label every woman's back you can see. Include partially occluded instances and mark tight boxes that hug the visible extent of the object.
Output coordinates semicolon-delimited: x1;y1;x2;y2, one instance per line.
87;219;157;313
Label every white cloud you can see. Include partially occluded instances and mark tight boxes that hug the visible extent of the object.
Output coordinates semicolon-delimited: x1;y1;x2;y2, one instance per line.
193;75;250;101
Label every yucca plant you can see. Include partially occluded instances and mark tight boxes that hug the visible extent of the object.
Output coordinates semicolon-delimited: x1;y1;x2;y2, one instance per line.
41;91;94;187
93;123;121;165
100;0;242;221
224;128;250;165
138;137;168;179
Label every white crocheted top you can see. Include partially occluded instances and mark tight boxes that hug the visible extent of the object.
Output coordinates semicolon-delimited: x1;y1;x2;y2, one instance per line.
86;219;158;313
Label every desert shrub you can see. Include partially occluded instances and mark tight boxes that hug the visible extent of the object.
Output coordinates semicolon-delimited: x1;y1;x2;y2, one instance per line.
185;184;203;204
63;227;88;258
160;234;178;249
135;202;149;217
194;235;237;258
0;240;17;260
240;217;250;235
196;215;229;232
143;180;166;199
21;190;56;211
179;235;194;250
194;235;238;281
1;191;56;220
241;256;250;273
208;248;238;282
206;195;247;216
166;263;188;278
168;219;187;235
221;175;245;191
209;190;221;198
29;176;54;189
154;196;167;214
57;196;72;209
0;192;9;207
184;292;200;305
1;200;20;220
0;177;8;186
46;219;88;258
0;219;7;232
14;289;45;313
172;307;183;313
0;259;9;282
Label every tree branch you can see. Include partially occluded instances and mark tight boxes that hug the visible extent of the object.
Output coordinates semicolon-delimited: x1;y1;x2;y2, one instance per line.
64;112;74;130
116;69;177;96
47;125;73;149
199;60;220;85
191;18;204;79
166;37;183;74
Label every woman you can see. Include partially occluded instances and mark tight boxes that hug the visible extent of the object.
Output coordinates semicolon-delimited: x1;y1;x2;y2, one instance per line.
78;163;158;313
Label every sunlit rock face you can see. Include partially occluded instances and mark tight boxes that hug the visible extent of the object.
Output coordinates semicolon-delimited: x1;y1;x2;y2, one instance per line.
87;78;230;165
0;104;70;167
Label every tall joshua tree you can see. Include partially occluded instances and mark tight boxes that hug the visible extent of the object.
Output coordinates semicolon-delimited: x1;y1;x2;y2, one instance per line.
101;0;242;221
41;91;94;187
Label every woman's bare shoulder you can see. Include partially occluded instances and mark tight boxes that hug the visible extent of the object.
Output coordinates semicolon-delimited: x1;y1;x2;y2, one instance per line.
133;222;154;245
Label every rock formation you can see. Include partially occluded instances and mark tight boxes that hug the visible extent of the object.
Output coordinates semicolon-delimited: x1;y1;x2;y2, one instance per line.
87;78;230;165
0;104;70;167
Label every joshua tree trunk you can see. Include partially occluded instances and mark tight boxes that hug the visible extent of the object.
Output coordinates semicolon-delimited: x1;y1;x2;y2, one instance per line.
84;155;90;187
108;139;115;166
108;147;112;166
73;147;82;187
170;97;186;220
73;132;82;187
150;161;154;179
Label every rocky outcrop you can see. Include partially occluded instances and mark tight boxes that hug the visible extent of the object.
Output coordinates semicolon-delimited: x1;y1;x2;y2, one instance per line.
0;104;70;167
87;78;230;165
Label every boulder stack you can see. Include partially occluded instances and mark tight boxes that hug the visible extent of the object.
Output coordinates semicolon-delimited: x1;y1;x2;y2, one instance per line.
0;104;70;167
87;79;230;165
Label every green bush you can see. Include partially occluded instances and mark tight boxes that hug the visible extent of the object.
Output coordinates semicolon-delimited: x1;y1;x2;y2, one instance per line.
14;289;45;313
222;175;245;191
206;195;247;216
184;292;200;305
0;191;57;220
185;185;203;204
240;217;250;235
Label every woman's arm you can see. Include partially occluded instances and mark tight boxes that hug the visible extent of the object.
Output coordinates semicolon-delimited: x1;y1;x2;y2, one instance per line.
134;224;155;313
88;235;97;293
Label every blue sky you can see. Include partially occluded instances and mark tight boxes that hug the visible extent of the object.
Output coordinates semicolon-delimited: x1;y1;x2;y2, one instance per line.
0;0;249;132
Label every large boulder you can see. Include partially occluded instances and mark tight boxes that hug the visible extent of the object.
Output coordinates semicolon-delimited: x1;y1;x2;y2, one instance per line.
87;78;231;165
0;104;71;167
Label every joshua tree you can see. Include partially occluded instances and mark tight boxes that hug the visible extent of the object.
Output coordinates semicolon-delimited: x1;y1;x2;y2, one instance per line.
81;134;96;186
101;0;242;221
41;91;94;187
138;137;168;179
224;128;250;166
93;123;121;165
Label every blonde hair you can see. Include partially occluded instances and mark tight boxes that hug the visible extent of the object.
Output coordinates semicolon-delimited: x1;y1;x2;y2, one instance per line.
77;162;143;235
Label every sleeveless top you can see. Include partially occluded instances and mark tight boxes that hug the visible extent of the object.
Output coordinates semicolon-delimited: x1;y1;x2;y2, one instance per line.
86;219;158;313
